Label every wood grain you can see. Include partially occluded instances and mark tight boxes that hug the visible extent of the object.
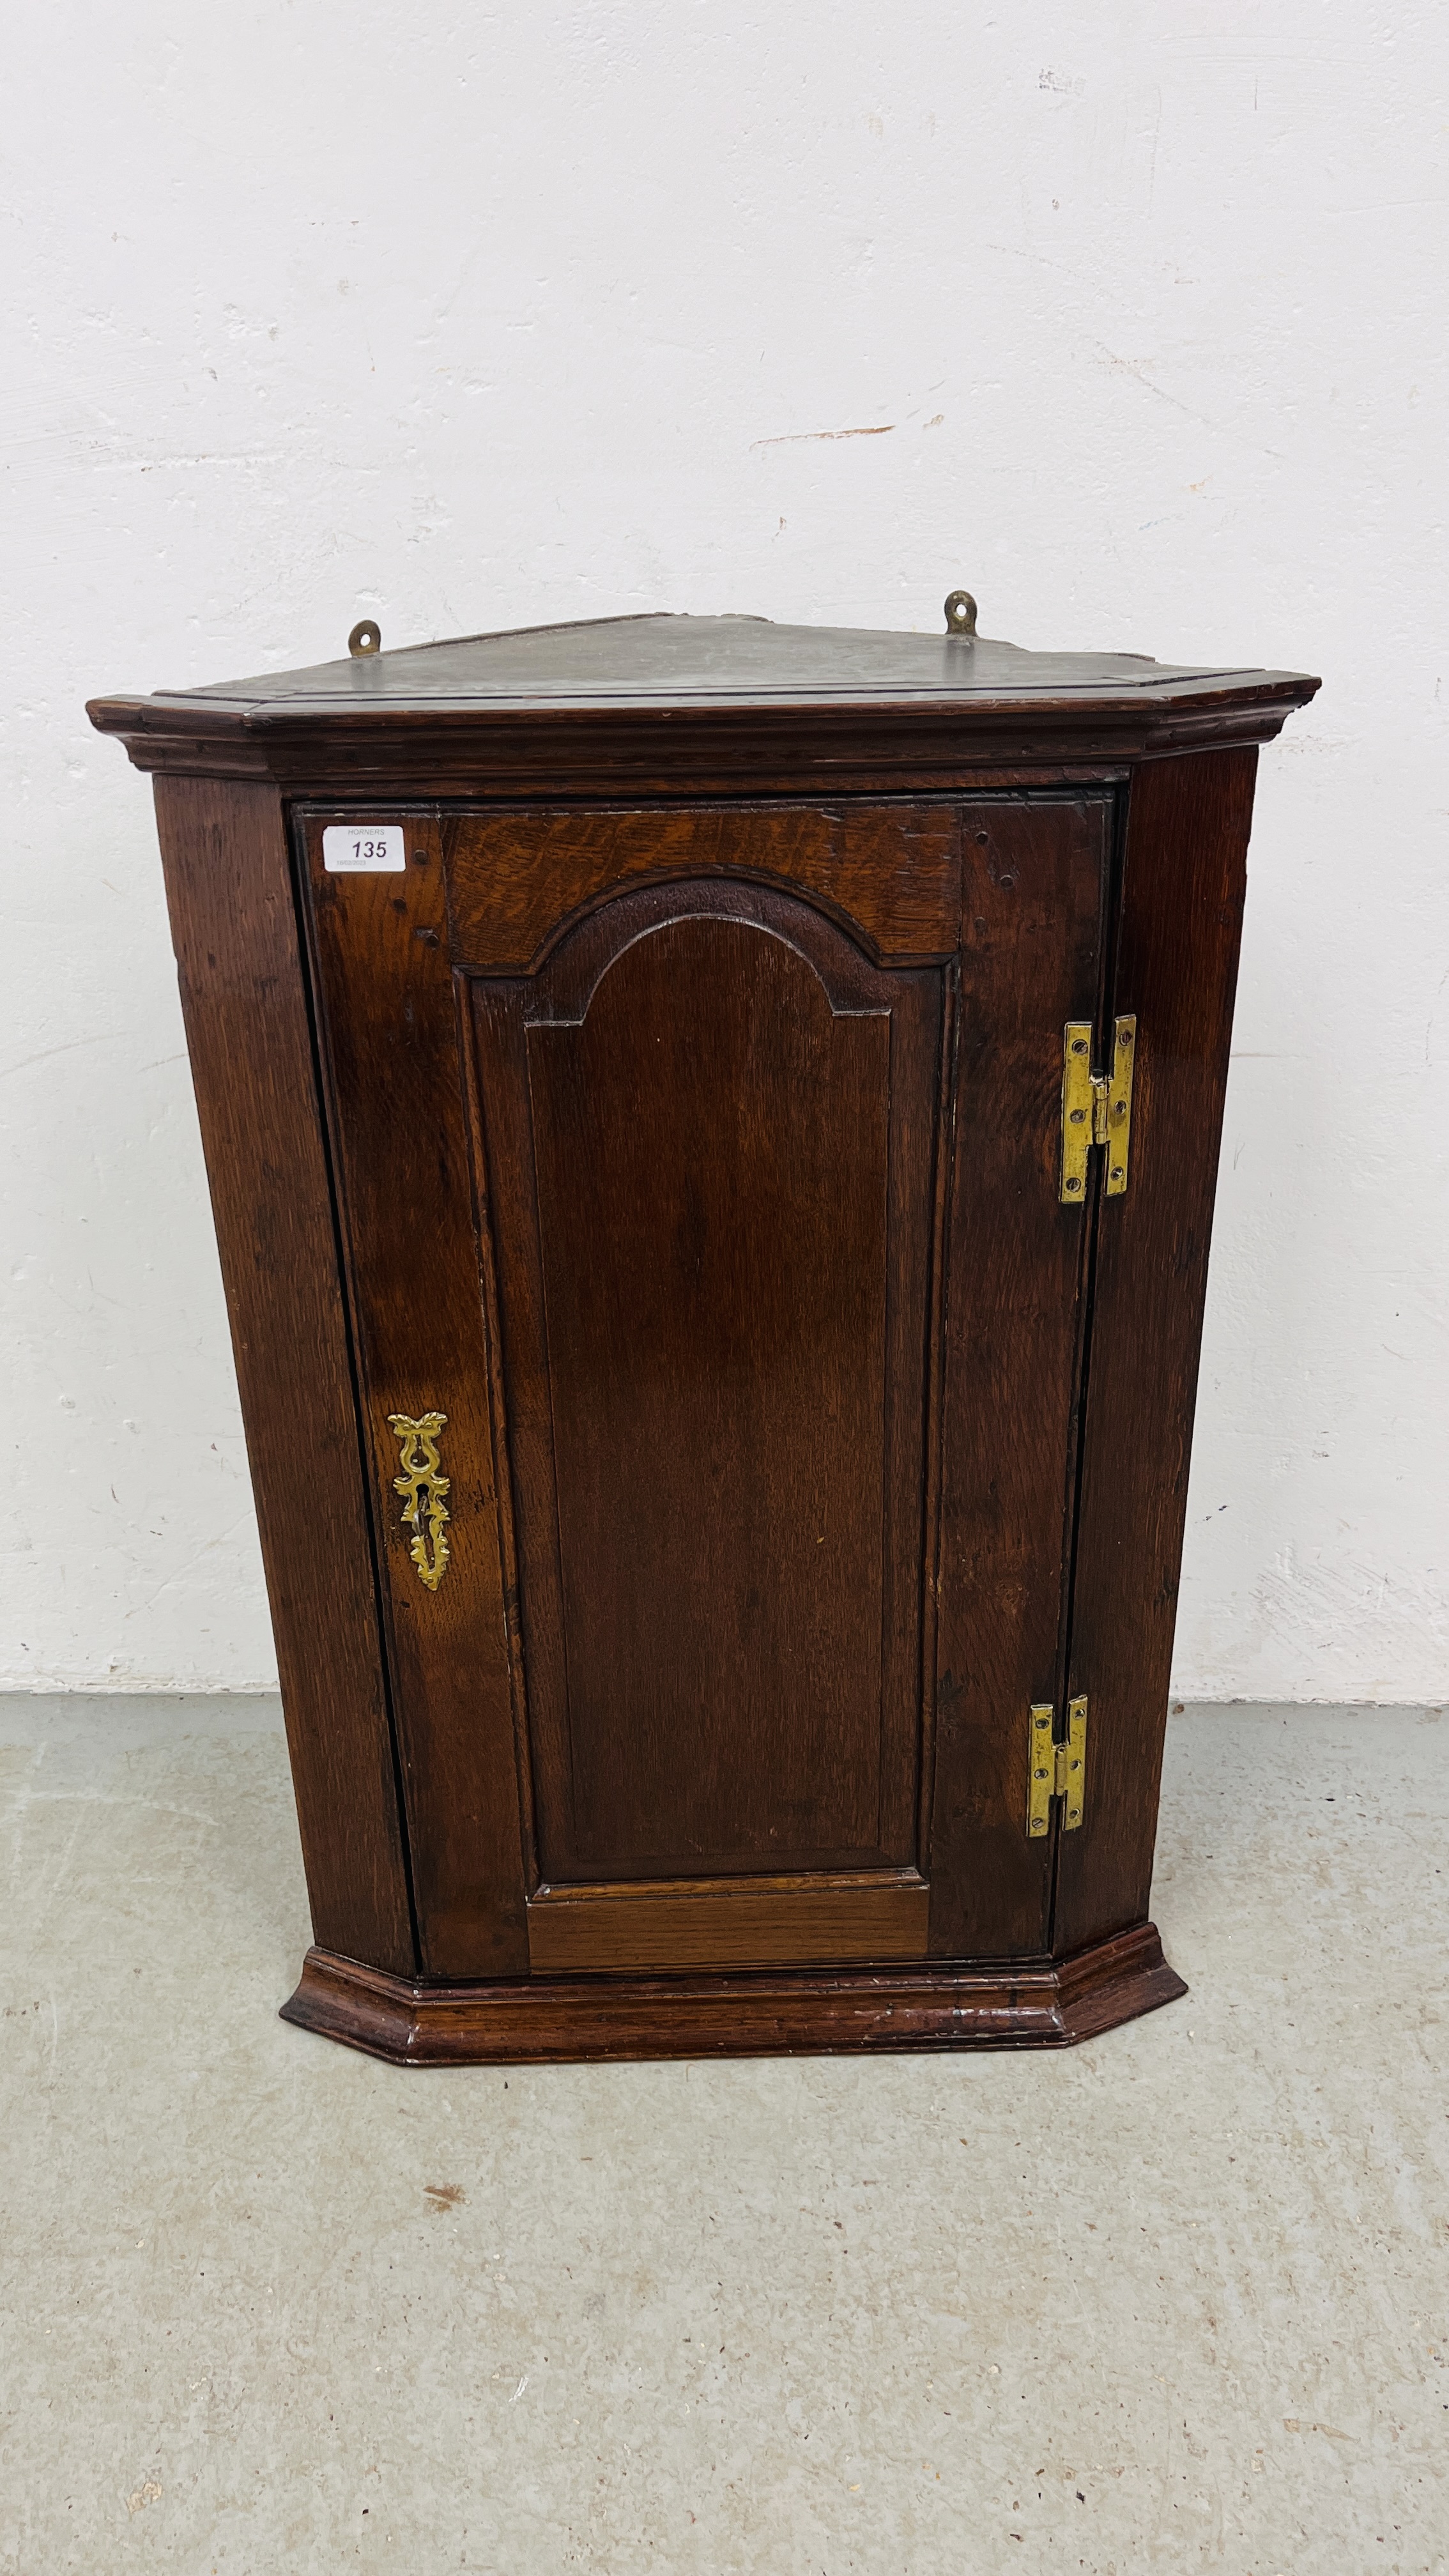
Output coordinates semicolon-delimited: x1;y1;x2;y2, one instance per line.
150;776;414;1975
468;871;944;1887
525;1873;929;1972
296;811;530;1978
928;797;1110;1957
89;602;1319;801
280;1920;1186;2064
113;629;1305;2048
443;801;962;966
1055;749;1259;1952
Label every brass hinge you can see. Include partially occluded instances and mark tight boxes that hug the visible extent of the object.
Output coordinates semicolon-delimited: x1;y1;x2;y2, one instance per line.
1060;1016;1136;1202
1026;1696;1088;1837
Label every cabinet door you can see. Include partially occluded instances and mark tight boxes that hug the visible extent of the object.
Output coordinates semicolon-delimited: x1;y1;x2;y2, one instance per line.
298;797;1107;1977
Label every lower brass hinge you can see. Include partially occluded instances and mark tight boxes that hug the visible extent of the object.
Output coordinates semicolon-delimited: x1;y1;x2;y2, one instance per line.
1026;1697;1087;1837
1060;1016;1136;1201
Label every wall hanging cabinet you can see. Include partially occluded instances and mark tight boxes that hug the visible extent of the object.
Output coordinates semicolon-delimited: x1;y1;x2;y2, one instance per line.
90;600;1317;2062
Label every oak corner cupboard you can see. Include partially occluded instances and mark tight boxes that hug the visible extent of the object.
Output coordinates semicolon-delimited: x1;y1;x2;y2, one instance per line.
89;595;1319;2065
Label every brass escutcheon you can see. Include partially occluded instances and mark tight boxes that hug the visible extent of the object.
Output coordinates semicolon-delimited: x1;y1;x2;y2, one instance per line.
387;1411;451;1592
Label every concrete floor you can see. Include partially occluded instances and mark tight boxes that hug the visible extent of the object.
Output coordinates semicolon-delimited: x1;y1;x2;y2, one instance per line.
1;1697;1445;2574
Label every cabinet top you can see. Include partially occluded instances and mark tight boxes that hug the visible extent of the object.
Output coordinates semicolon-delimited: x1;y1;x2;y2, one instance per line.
89;610;1319;793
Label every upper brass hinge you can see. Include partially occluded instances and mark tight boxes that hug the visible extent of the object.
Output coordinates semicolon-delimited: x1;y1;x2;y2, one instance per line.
1060;1016;1136;1202
1026;1696;1088;1837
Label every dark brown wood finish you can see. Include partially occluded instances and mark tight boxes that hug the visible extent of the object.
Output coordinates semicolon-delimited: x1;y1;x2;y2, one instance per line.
929;797;1110;1957
466;861;944;1902
150;776;414;1975
281;1920;1187;2064
444;799;961;967
525;1871;929;1972
1056;748;1259;1951
89;611;1317;801
91;611;1319;2063
296;811;528;1979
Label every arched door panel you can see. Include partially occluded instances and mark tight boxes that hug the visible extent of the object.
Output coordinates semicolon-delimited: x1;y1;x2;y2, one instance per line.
470;878;944;1952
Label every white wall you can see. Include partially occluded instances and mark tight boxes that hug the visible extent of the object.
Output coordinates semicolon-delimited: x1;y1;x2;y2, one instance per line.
3;3;1445;1698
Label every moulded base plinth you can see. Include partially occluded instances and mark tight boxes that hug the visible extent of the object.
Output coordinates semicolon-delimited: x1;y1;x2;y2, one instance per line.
279;1920;1185;2065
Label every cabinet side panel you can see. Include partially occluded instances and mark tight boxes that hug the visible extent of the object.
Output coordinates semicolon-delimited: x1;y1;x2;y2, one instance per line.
928;798;1108;1959
151;775;414;1975
1055;747;1258;1951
